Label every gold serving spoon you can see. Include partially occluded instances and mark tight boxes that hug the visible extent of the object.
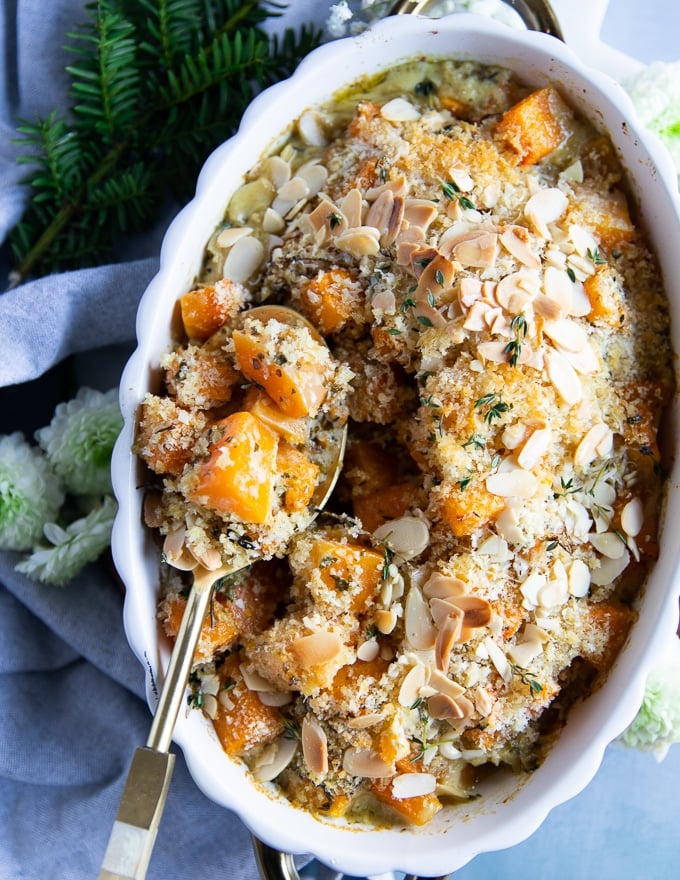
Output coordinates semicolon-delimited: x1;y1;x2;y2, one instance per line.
99;305;347;880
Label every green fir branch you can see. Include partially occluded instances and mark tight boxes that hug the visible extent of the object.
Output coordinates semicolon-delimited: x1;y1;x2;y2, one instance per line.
7;0;322;287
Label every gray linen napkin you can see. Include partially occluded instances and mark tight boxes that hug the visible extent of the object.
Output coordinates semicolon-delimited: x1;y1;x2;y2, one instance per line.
0;1;317;877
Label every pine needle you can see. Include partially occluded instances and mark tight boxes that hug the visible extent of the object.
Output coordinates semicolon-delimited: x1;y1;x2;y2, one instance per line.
7;0;321;287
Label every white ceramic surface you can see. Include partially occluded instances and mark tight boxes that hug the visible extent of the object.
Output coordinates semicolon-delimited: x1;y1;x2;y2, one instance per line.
111;12;680;877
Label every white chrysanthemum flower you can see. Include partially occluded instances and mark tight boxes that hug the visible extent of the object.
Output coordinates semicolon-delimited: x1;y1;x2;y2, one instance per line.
625;61;680;177
36;387;122;496
0;432;64;551
326;1;354;37
15;495;117;586
426;0;523;28
618;637;680;761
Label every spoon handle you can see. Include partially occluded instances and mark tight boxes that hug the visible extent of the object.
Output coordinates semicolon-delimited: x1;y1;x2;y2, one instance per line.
146;571;215;752
98;568;223;879
98;747;175;880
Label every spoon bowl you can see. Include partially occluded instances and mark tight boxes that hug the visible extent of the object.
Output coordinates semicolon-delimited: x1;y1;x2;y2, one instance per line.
99;305;347;880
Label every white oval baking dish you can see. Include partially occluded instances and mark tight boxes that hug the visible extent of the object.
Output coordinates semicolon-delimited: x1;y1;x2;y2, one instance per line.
111;10;680;877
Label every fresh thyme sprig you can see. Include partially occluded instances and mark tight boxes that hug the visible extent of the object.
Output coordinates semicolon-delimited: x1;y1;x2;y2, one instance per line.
7;0;322;287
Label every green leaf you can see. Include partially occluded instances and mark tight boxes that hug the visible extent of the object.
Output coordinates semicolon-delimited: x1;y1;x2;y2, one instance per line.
7;0;322;284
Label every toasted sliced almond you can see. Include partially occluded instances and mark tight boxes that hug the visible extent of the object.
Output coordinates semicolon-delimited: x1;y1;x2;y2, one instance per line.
428;668;466;700
261;155;291;188
544;347;582;405
463;299;491;331
453;232;499;268
474;686;495;717
163;528;198;571
449;162;474;191
525;187;568;239
481;181;501;208
590;531;627;559
434;610;464;670
348;712;387;729
454;595;493;629
559;343;600;376
495;505;524;544
252;736;298;782
499;225;541;269
375;608;398;635
381;97;421;122
506;639;542;668
399;663;429;707
428;692;465;722
543;318;589;354
621;497;644;537
216;226;254;249
186;541;223;571
356;638;381;661
495;269;541;311
590;548;630;586
542;266;574;313
483;637;512;682
459;276;483;308
533;293;563;320
292;632;343;668
239;665;276;692
342;748;395;779
296;161;328;196
391;772;437;799
301;714;328;776
404;582;437;651
374;516;430;561
422;572;467;600
262;207;286;234
258;691;294;707
516;426;552;470
486;468;538;499
567;558;591;597
477;340;511;365
223;235;265;283
520;571;547;609
335;226;381;259
298;109;329;146
574;423;613;468
340;188;364;227
276;175;310;204
366;189;394;235
366;175;408;200
307;197;347;242
403;198;438;230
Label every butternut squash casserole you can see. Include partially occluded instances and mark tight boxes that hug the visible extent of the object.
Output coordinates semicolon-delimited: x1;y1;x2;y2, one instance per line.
135;59;673;827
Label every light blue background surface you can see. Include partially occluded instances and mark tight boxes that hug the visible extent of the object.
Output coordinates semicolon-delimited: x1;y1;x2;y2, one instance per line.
454;2;680;877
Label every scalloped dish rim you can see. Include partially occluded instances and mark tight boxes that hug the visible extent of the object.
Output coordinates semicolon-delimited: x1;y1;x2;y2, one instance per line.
111;13;680;877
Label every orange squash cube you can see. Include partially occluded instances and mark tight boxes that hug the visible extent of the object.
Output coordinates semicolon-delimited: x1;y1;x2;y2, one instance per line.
583;601;635;672
233;327;329;418
276;442;320;512
439;482;504;537
566;187;635;250
243;386;309;446
308;538;384;613
353;482;416;532
189;411;278;523
371;759;443;826
584;268;626;327
212;656;284;756
179;280;245;340
299;268;362;335
495;87;571;165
